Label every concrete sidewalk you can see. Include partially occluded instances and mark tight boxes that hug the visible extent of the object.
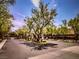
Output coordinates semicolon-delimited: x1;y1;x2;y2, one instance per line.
29;46;79;59
0;40;7;49
61;46;79;53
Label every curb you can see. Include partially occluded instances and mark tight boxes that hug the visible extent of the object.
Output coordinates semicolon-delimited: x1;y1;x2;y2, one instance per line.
0;40;7;49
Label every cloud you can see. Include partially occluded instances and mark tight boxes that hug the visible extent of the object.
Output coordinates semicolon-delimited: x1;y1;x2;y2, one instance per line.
49;0;57;8
11;20;25;31
15;12;25;18
31;0;57;8
31;0;40;7
53;3;57;7
52;0;57;7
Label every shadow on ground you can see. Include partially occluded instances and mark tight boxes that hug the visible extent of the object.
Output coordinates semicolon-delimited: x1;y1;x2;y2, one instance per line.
21;42;58;50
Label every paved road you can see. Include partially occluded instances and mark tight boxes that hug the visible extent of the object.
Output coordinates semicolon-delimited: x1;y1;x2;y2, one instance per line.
0;39;58;59
0;39;79;59
0;39;60;59
0;39;31;59
29;46;79;59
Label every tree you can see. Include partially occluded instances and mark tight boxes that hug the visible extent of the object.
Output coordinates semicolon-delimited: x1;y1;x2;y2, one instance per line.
43;25;57;35
57;20;69;35
25;1;56;42
15;26;28;39
0;0;15;5
0;0;15;41
68;15;79;42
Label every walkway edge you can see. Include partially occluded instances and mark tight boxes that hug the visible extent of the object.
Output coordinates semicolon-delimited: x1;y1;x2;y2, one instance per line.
0;40;7;49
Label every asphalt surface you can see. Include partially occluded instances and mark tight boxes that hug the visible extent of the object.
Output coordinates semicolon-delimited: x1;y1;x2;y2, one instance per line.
0;39;79;59
0;39;30;59
29;46;79;59
0;39;60;59
0;39;59;59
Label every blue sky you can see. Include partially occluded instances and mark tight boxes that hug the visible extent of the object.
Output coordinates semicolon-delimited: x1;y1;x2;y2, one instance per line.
10;0;79;31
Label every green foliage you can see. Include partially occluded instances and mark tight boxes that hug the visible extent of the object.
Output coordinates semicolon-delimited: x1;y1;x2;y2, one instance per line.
57;26;69;34
0;0;15;5
0;0;15;40
26;18;33;33
68;14;79;34
0;19;12;33
15;26;28;36
57;20;69;34
0;5;13;35
43;25;57;35
25;1;56;39
25;1;57;42
68;14;79;42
